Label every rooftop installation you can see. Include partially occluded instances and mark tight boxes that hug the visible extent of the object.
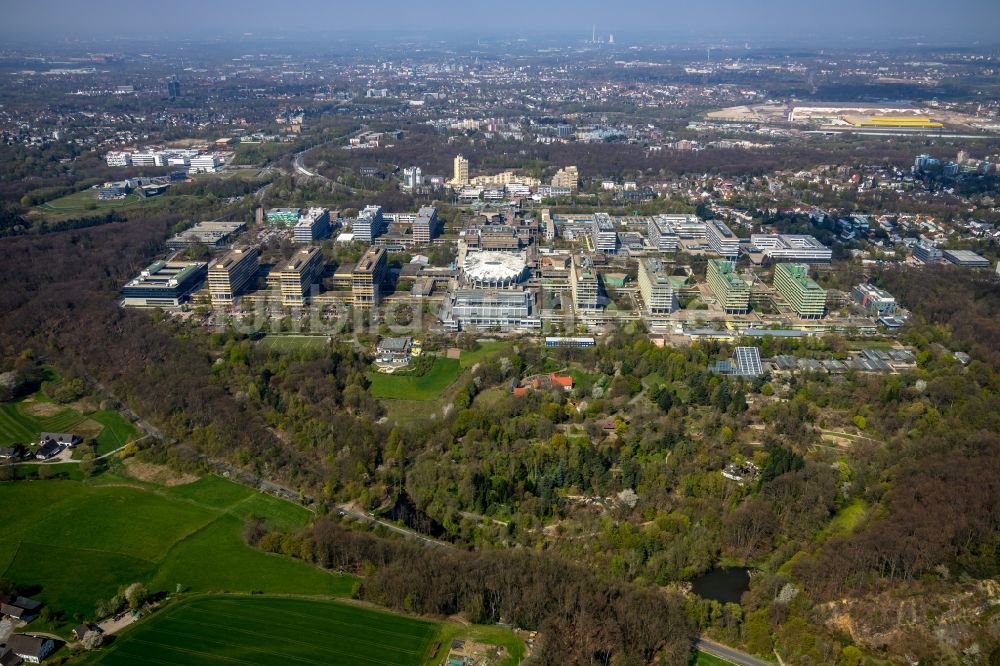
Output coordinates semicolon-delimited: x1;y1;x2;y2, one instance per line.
462;251;527;288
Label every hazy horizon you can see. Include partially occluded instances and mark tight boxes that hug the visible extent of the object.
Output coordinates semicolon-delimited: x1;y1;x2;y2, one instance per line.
3;0;1000;47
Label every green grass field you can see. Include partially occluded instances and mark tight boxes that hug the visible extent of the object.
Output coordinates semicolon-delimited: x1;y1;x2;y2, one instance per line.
93;596;440;666
35;190;146;213
257;335;330;353
89;411;142;455
0;475;352;635
368;357;462;400
0;403;36;445
459;340;511;368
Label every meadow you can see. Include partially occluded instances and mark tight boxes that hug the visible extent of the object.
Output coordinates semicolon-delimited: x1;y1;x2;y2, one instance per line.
368;357;462;400
0;474;353;636
91;596;441;666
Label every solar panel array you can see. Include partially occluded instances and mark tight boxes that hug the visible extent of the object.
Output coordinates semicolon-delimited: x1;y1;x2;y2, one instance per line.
733;346;763;377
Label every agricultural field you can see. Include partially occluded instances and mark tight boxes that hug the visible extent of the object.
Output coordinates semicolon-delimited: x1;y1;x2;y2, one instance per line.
91;596;442;666
368;357;462;400
0;474;353;636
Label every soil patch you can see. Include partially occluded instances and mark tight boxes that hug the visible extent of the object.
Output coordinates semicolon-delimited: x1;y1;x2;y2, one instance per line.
123;459;199;486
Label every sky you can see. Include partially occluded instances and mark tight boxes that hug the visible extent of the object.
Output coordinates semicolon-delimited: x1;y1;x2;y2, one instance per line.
2;0;1000;45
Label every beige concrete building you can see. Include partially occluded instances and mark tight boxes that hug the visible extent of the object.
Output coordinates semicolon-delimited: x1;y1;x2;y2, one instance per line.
452;155;469;186
352;246;388;309
551;166;579;192
277;247;325;307
208;247;259;305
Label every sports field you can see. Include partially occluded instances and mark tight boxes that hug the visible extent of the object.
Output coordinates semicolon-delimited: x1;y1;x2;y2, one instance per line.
93;596;440;666
368;358;462;400
0;475;353;635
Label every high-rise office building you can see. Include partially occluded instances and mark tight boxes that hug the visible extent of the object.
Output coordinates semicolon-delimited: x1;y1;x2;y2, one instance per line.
412;206;439;244
167;80;180;98
638;258;678;314
707;259;749;314
402;166;422;191
353;205;385;243
351;246;388;309
774;263;826;319
570;255;601;311
592;213;618;253
293;208;331;243
453;155;469;186
277;247;324;307
208;247;259;305
551;166;579;192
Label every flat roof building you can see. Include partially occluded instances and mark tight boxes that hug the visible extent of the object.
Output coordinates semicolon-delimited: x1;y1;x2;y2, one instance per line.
265;208;301;226
353;205;385;244
293;207;331;243
911;242;942;264
441;289;537;331
121;260;207;309
852;283;897;317
592;213;618;254
707;259;749;314
943;249;990;268
774;263;826;319
208;247;259;305
638;258;678;314
706;220;740;260
166;221;245;249
277;247;325;307
412;206;440;244
351;246;388;309
570;255;602;311
749;234;832;263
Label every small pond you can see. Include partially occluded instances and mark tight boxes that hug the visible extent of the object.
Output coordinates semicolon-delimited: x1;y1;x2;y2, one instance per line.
690;567;750;604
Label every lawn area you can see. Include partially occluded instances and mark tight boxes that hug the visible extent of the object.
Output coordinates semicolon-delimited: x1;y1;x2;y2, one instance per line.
34;190;146;213
0;403;36;445
89;411;142;455
90;595;522;666
0;474;353;636
369;357;462;400
459;340;512;368
257;335;330;353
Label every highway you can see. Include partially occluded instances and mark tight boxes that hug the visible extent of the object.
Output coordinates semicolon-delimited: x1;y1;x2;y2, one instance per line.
697;637;773;666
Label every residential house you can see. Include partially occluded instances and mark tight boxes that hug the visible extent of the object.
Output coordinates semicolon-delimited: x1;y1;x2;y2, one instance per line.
2;597;42;623
7;635;56;664
39;433;80;448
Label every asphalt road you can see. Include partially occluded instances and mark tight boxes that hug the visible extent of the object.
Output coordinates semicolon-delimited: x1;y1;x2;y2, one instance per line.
697;638;773;666
334;504;451;549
